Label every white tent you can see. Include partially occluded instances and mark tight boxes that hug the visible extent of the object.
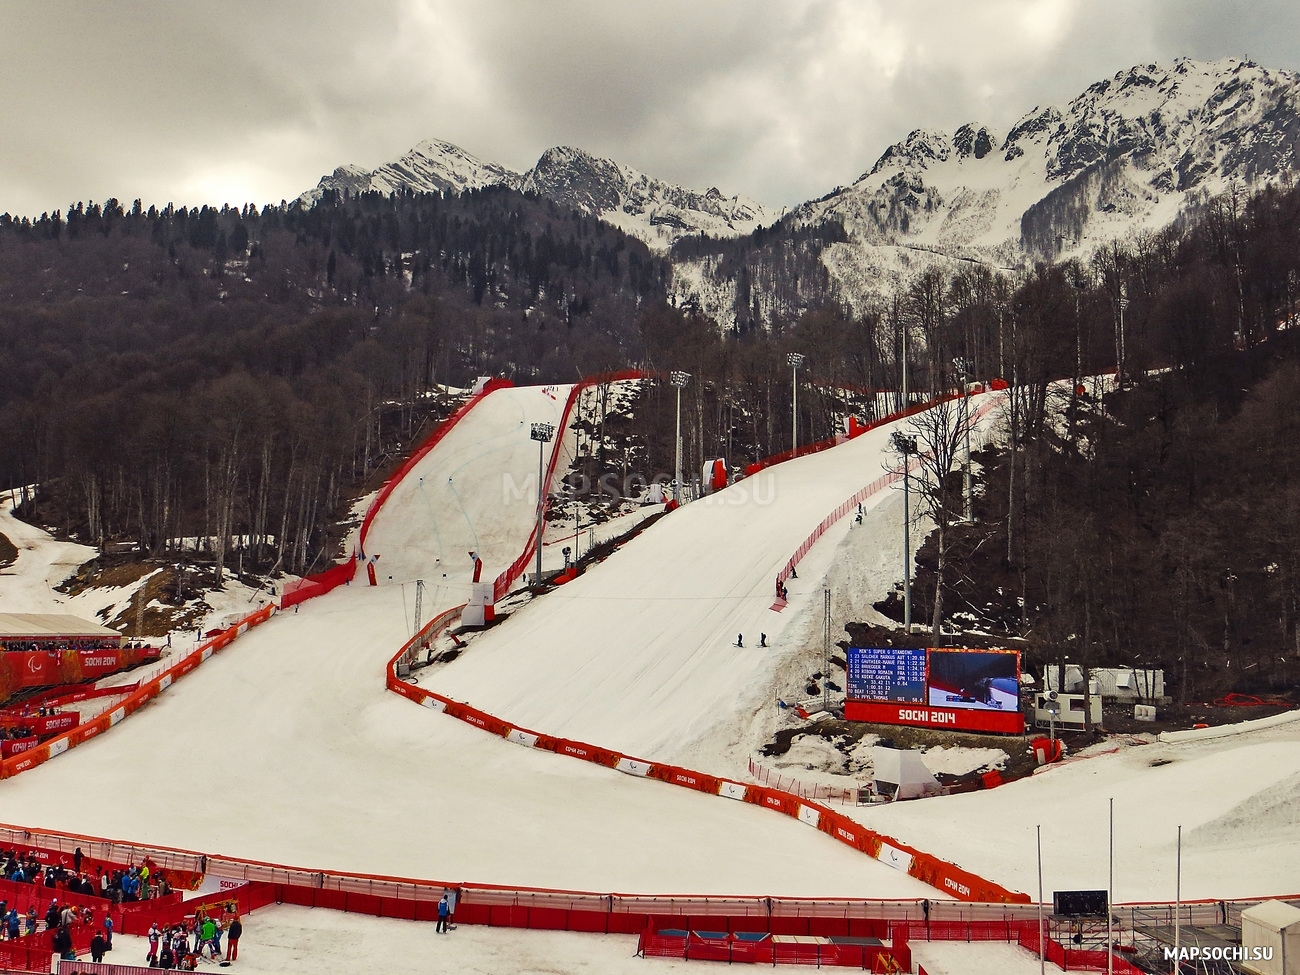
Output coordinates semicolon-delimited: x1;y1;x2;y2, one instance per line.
1241;900;1300;975
871;746;941;801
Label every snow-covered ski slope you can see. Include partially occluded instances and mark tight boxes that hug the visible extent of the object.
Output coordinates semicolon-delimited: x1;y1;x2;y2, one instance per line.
428;394;1003;762
856;726;1300;902
361;383;570;589
1;384;932;899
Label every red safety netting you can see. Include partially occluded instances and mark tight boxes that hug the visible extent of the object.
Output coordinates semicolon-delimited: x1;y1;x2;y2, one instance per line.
282;380;516;610
359;378;516;555
280;558;357;610
743;391;963;478
638;925;909;970
56;962;159;975
771;392;1004;600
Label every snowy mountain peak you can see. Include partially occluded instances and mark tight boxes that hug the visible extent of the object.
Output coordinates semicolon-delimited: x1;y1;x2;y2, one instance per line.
865;129;955;177
953;124;999;161
518;146;628;214
1003;56;1300;183
303;140;778;252
302;139;518;204
676;56;1300;327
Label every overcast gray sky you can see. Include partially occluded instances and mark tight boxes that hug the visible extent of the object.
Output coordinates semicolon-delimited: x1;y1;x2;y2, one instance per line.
2;0;1298;217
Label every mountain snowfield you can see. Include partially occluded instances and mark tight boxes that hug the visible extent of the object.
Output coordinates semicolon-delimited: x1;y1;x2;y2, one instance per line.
304;58;1300;326
302;140;779;253
673;57;1300;324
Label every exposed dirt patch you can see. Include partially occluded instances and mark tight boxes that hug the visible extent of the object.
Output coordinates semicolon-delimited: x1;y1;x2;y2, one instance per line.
55;555;270;637
761;716;1039;787
0;531;17;569
57;555;154;596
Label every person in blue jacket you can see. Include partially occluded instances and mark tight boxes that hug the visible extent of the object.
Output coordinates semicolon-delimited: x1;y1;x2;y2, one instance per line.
436;894;450;934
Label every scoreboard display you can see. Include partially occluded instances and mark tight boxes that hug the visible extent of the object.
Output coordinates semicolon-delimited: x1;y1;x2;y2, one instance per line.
845;646;1024;734
846;647;926;703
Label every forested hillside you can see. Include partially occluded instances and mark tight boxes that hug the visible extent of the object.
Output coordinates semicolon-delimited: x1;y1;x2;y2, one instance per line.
2;174;1300;699
0;187;666;577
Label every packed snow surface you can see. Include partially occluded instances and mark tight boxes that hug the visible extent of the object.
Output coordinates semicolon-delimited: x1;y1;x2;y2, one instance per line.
853;729;1300;901
428;393;1005;764
0;385;930;899
112;909;704;975
4;380;1298;908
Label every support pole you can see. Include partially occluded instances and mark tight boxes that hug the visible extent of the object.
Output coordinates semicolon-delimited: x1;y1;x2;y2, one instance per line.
903;468;911;633
788;353;805;454
1037;825;1045;975
1108;797;1114;975
535;440;544;583
1174;824;1182;973
670;372;690;504
675;385;683;502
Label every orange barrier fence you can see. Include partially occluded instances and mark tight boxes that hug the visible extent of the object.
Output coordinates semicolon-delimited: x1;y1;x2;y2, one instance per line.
3;682;140;715
2;818;1294;951
357;378;1027;904
0;603;277;781
381;610;1028;904
638;923;911;970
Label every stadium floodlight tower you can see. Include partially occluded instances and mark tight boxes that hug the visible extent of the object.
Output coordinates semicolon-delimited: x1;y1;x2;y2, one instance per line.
670;371;691;502
530;421;555;585
953;356;973;522
891;431;919;633
787;353;805;453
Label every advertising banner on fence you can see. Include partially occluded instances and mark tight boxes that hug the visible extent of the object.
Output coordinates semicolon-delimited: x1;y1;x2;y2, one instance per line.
0;737;37;758
844;700;1025;734
9;651;59;689
67;648;123;680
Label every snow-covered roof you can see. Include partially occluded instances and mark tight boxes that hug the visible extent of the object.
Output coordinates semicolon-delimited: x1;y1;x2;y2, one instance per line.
0;613;120;640
1242;899;1300;932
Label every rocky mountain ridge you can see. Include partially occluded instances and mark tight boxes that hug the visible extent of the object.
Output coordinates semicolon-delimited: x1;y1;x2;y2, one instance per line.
303;141;778;253
672;57;1300;326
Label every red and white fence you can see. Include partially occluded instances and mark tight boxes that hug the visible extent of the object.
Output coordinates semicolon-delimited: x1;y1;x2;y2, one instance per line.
747;757;862;805
772;392;1004;603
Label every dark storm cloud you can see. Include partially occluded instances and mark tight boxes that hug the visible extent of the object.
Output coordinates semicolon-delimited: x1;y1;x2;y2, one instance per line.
1;0;1298;218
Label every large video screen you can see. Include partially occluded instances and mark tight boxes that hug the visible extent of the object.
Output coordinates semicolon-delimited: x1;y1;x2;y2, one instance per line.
846;647;926;704
926;649;1020;711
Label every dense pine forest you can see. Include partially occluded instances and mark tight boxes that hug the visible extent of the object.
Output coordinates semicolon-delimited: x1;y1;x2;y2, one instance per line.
2;177;1299;696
